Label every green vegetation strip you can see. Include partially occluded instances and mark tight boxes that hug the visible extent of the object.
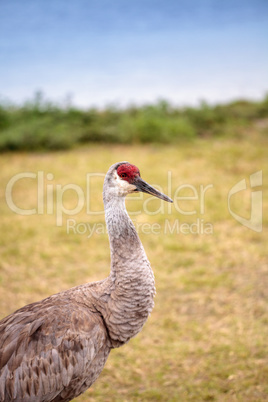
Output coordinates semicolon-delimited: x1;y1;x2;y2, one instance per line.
0;92;267;151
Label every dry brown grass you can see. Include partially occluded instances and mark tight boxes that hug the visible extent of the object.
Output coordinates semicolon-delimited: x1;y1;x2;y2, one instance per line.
0;135;267;401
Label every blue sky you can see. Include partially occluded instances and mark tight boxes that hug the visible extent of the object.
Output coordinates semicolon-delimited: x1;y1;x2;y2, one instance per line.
0;0;267;107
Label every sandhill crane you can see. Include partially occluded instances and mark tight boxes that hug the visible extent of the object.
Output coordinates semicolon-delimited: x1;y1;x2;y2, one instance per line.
0;161;172;402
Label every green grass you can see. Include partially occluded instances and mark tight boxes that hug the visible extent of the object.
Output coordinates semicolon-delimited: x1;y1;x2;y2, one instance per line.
0;134;268;401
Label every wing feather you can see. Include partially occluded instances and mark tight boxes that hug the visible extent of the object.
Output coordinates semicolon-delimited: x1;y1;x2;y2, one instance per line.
0;297;110;401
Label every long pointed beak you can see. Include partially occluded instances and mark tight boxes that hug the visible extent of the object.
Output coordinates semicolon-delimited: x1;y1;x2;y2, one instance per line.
133;176;173;203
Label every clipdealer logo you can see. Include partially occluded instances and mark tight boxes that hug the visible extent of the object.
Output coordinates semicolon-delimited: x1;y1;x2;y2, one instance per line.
228;170;262;232
4;169;263;235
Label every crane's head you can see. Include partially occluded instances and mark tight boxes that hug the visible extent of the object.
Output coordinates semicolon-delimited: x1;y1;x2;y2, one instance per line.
104;162;173;203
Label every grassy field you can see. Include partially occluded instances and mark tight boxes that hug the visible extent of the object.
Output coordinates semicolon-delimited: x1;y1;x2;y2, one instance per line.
0;134;267;401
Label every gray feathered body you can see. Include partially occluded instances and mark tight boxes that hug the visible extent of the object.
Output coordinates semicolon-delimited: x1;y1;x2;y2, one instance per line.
0;162;155;401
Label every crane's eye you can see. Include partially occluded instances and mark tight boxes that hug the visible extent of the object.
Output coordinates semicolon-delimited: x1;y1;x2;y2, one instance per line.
120;173;127;178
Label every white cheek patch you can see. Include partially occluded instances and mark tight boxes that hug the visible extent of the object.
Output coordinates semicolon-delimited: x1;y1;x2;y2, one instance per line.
114;172;136;195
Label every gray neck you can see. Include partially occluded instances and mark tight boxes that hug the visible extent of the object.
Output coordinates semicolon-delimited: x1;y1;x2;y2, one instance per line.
104;196;145;276
101;193;155;346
